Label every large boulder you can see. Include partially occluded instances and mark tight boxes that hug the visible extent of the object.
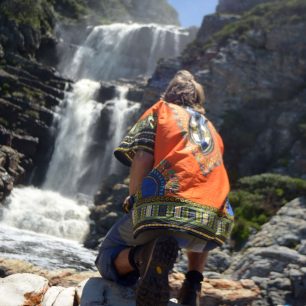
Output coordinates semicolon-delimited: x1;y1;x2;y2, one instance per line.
0;273;49;306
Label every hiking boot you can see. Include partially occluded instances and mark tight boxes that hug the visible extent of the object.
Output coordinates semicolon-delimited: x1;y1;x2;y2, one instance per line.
133;236;179;306
178;271;203;306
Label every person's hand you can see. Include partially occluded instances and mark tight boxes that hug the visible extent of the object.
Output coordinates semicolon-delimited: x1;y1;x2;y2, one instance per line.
122;195;134;213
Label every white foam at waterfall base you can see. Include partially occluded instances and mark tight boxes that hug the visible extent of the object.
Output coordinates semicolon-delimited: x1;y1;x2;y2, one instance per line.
1;186;90;242
44;79;102;196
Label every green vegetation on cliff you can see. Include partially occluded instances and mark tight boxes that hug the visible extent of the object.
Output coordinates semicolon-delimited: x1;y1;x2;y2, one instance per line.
1;0;46;29
0;0;179;56
214;0;306;42
0;0;178;27
0;0;88;29
229;173;306;248
182;0;306;64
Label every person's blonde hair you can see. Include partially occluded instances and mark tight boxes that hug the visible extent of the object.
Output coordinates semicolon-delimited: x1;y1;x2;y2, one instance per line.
162;70;205;114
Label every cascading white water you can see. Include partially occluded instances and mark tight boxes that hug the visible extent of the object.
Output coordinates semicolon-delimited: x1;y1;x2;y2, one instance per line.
100;86;140;175
44;79;102;196
60;23;189;81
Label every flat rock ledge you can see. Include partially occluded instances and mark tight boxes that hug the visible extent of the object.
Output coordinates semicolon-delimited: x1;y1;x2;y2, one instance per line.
0;272;260;306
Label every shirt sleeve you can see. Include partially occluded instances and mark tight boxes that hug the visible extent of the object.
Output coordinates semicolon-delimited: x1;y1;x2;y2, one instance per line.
114;103;159;166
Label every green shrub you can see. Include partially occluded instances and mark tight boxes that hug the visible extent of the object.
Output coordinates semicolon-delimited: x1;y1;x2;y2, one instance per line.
1;0;43;29
50;0;87;19
229;173;306;248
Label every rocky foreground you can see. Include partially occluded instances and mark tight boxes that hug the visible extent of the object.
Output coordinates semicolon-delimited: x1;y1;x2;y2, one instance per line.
0;269;260;306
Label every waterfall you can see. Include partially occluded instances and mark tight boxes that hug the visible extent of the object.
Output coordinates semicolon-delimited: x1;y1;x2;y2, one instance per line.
60;23;190;81
43;82;140;196
43;79;102;196
0;21;193;268
100;86;140;175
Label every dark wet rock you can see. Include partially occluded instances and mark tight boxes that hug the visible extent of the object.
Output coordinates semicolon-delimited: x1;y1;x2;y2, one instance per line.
0;44;4;58
84;175;129;249
0;146;25;202
127;86;144;103
96;82;117;104
11;134;39;157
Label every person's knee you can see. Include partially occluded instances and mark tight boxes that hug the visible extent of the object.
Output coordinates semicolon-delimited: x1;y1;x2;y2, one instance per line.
95;244;128;281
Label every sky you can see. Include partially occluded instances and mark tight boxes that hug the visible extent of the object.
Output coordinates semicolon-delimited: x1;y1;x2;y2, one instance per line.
167;0;219;27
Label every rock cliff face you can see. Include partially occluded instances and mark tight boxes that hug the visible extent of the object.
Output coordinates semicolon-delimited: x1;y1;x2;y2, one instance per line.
143;0;306;180
0;53;68;186
226;197;306;306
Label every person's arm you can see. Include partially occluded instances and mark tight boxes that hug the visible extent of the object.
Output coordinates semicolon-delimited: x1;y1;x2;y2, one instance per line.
129;150;154;195
122;150;154;213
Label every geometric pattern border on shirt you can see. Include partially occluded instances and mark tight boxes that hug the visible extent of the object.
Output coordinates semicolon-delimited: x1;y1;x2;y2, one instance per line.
132;197;234;245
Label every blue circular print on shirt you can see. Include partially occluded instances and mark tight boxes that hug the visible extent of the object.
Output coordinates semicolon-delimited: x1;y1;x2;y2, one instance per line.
141;169;166;197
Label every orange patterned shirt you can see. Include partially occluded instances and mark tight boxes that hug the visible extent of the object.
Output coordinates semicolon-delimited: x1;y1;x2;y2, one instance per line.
115;100;234;245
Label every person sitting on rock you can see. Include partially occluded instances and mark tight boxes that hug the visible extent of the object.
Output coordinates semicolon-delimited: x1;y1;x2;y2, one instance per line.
95;70;234;306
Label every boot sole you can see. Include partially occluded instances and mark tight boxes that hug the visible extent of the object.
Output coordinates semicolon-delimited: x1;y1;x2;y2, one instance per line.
136;236;179;306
